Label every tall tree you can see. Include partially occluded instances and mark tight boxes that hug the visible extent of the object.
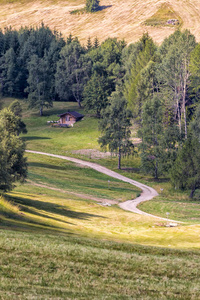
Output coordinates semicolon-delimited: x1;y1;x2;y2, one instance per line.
138;96;164;179
25;54;53;116
86;37;93;51
124;33;157;119
88;37;126;104
170;133;200;198
55;40;90;107
0;48;18;96
0;108;27;193
83;72;110;117
158;30;196;139
9;100;27;135
98;90;134;169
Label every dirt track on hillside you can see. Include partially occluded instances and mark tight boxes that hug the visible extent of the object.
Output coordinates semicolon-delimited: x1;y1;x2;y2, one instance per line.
0;0;200;45
26;150;181;222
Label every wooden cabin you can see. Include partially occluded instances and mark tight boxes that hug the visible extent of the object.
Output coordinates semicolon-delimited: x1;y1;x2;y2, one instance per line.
58;111;84;126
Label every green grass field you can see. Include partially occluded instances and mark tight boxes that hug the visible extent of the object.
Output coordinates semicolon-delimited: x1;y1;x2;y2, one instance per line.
1;97;200;299
1;230;200;299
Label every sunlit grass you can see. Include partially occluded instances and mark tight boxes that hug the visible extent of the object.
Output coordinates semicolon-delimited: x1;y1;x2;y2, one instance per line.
144;3;182;27
1;97;200;298
1;229;200;299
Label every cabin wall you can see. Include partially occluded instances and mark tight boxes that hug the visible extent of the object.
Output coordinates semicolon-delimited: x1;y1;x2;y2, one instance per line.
60;115;76;125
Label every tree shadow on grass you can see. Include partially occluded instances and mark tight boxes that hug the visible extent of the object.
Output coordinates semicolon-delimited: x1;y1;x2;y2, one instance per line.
98;5;112;11
121;167;141;173
28;162;69;172
22;136;51;141
21;205;75;225
1;199;64;231
7;195;106;221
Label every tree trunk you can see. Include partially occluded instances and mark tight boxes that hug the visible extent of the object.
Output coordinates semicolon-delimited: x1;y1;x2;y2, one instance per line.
78;100;82;108
118;147;121;170
155;159;158;179
190;185;196;198
40;106;43;116
182;60;188;140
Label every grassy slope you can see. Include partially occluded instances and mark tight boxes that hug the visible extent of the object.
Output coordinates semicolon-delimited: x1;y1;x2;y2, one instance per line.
0;0;200;45
1;98;200;298
1;230;200;299
0;97;200;242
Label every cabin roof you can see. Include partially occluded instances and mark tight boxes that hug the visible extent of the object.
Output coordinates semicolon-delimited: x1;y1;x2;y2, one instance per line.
58;111;84;119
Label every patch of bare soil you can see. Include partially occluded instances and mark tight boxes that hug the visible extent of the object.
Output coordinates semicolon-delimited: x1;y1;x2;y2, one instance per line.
27;180;118;204
72;149;112;159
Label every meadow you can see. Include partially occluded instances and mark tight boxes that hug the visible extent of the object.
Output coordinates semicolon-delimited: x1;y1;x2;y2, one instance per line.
0;0;199;45
1;98;200;298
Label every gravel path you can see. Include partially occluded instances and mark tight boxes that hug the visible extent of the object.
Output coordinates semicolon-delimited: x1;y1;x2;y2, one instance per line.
26;150;179;222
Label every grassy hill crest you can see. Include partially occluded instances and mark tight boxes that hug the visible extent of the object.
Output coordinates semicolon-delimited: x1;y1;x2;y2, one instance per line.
0;0;200;44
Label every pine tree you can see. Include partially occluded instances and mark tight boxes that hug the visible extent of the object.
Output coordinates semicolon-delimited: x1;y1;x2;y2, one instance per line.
93;37;99;48
83;72;109;117
99;90;134;169
55;40;90;107
170;134;200;198
124;33;157;120
86;0;100;12
25;54;53;116
86;37;93;51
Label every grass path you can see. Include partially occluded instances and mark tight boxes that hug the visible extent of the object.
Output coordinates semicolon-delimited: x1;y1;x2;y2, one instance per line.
25;150;181;222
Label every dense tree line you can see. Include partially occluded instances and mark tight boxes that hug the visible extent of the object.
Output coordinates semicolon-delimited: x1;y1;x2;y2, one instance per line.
1;25;200;196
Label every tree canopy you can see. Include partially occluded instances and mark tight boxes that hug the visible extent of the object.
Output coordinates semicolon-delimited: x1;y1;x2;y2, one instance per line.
86;0;100;12
98;90;134;169
0;108;27;193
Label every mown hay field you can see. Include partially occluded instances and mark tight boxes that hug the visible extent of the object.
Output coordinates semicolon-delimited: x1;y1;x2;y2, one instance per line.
0;0;200;45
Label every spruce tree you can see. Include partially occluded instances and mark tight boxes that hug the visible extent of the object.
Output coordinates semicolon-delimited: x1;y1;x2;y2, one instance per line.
98;90;134;169
86;0;100;12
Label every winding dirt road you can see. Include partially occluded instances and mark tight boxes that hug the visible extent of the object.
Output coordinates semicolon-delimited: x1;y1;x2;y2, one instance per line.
26;150;178;222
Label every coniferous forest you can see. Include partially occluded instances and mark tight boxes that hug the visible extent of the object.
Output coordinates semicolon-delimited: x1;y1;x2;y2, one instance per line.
1;24;200;197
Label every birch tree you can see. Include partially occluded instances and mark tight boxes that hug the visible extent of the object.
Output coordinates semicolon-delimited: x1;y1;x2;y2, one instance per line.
158;30;196;139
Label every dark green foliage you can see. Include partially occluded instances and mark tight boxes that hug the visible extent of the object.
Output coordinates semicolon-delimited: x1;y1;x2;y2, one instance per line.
0;108;27;193
0;24;65;102
124;33;157;118
190;43;200;104
93;37;99;48
85;38;126;111
25;54;53;116
191;103;200;140
83;72;110;117
170;134;200;198
86;37;93;51
138;96;164;179
9;100;27;134
0;48;18;96
55;40;91;107
86;0;100;12
139;95;180;179
99;90;134;169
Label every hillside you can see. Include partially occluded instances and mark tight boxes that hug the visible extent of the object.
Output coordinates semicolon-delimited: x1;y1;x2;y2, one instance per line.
0;0;200;45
